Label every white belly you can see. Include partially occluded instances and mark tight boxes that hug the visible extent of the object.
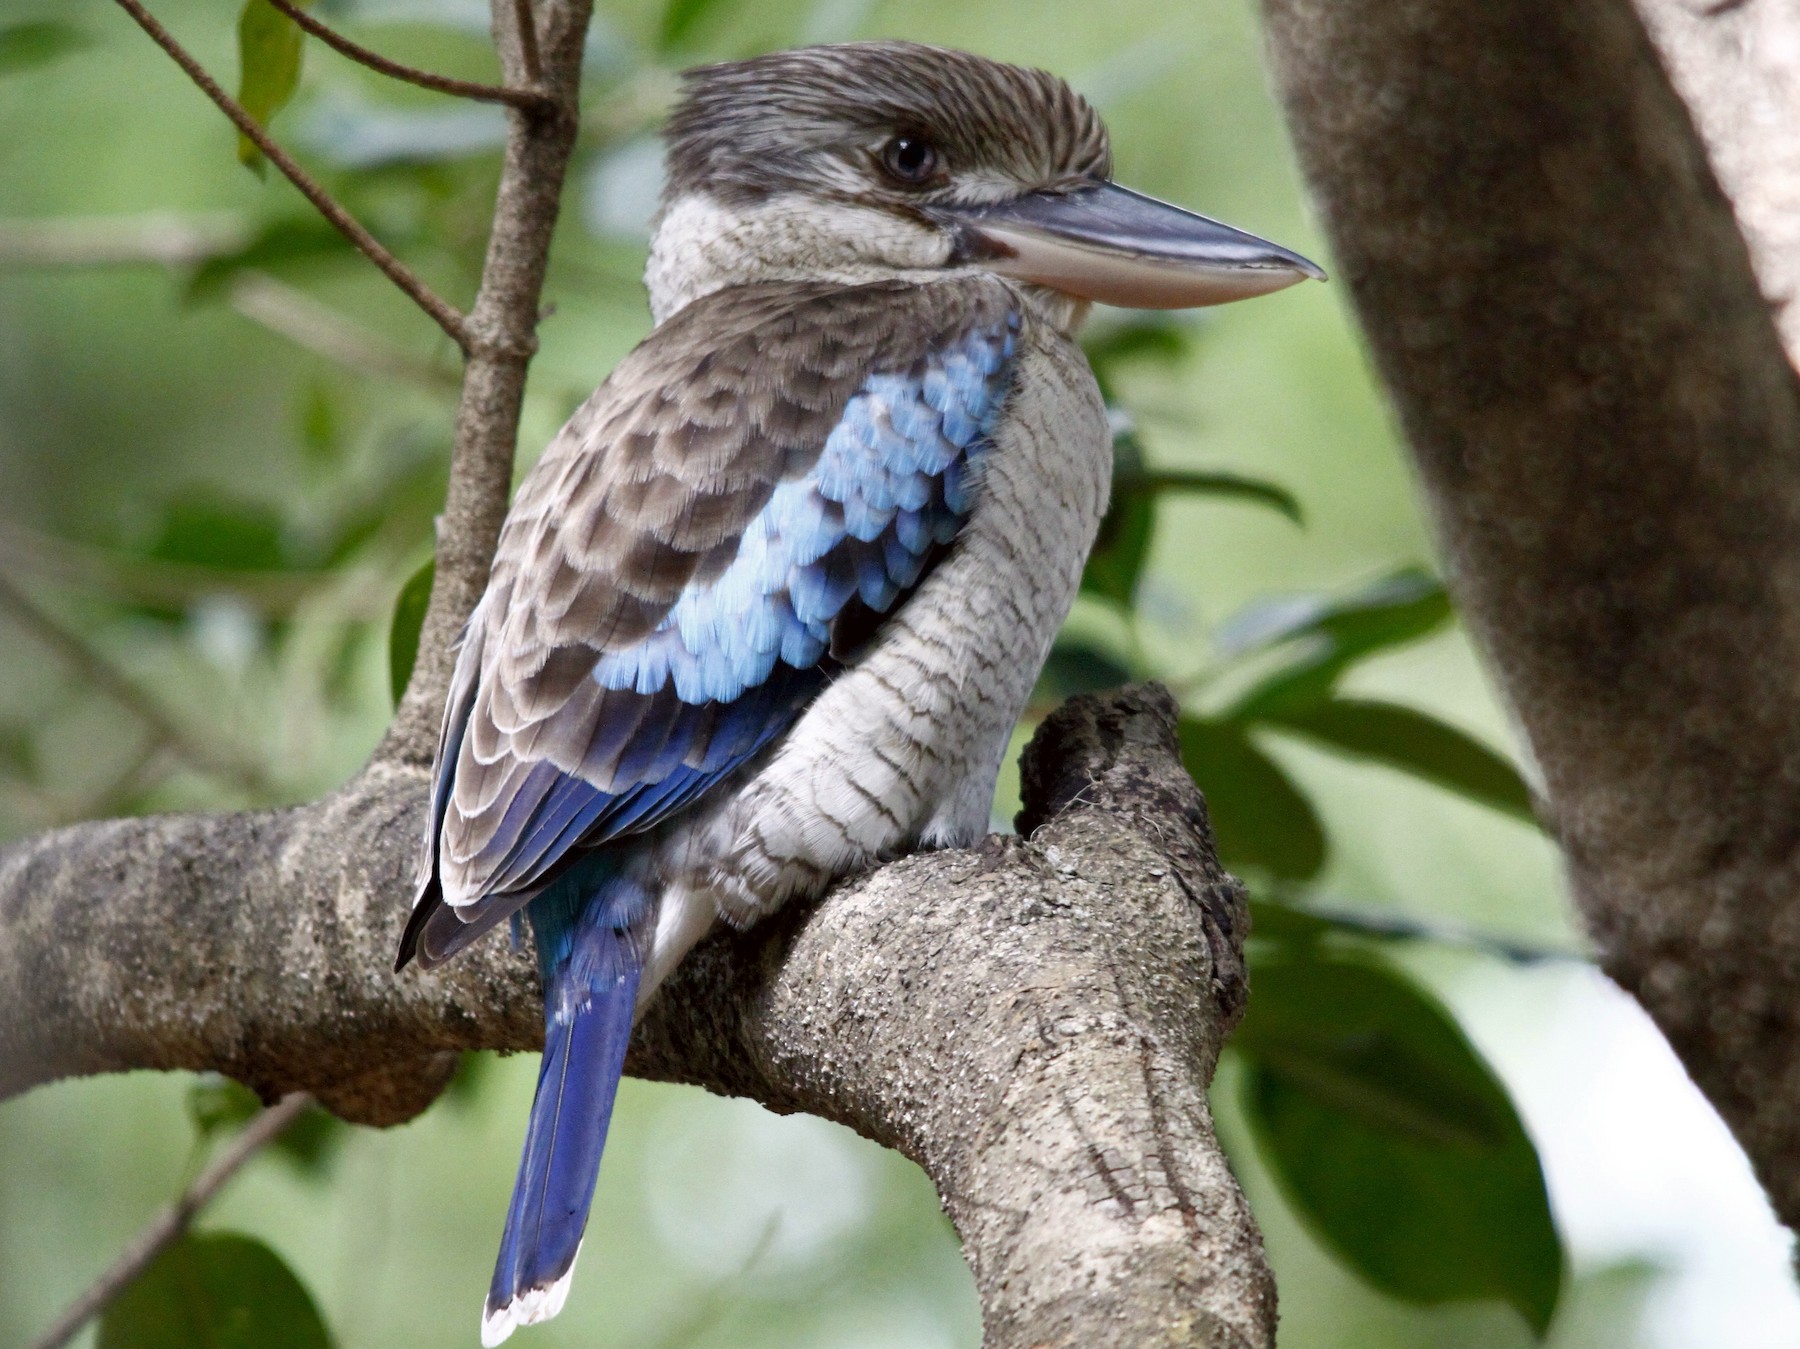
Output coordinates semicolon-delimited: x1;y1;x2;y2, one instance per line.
638;321;1111;998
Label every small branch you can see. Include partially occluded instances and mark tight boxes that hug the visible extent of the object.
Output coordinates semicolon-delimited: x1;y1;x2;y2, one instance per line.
262;0;553;113
229;272;462;395
0;574;278;798
0;213;252;268
27;1093;314;1349
511;0;543;86
108;0;470;351
0;522;386;620
51;734;173;827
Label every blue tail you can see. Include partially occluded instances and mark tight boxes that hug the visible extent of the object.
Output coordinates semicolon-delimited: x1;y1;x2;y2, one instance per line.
482;874;645;1346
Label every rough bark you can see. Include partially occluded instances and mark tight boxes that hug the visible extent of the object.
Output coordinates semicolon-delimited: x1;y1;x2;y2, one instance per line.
0;685;1274;1349
1259;0;1800;1229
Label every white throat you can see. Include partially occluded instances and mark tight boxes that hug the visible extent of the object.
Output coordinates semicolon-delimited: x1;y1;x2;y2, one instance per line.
644;192;954;324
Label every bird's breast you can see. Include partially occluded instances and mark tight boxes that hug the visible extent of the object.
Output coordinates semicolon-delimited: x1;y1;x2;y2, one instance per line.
653;321;1112;929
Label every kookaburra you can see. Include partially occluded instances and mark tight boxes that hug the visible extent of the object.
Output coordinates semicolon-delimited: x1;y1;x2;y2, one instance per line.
395;39;1321;1343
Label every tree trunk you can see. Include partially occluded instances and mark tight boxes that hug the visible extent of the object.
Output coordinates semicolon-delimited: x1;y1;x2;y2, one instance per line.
1260;0;1800;1229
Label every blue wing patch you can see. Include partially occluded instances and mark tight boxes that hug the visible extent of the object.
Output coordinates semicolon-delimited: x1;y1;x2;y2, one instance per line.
405;307;1018;967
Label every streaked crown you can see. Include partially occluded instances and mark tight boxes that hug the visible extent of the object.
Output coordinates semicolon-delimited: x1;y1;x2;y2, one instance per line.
664;42;1112;208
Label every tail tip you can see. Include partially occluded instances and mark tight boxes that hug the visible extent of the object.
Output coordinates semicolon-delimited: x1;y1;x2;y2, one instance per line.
481;1256;580;1347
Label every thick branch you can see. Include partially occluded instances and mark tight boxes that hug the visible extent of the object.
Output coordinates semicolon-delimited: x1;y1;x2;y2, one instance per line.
1260;0;1800;1226
0;685;1272;1348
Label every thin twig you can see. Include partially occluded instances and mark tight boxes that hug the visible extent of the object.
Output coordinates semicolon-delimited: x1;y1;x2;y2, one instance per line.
262;0;552;113
27;1093;315;1349
0;522;387;620
51;733;173;827
108;0;470;351
511;0;543;86
0;574;279;797
229;272;462;394
1261;888;1592;964
0;213;253;268
0;215;461;394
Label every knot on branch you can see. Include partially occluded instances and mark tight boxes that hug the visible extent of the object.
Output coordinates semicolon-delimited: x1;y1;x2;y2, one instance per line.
1018;682;1250;1025
462;321;541;364
309;1051;461;1128
1017;681;1189;830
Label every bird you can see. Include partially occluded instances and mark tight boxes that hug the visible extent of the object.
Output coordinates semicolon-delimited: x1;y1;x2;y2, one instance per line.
395;39;1321;1345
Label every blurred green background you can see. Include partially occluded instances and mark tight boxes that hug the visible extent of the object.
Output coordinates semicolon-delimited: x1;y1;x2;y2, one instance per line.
2;0;1796;1346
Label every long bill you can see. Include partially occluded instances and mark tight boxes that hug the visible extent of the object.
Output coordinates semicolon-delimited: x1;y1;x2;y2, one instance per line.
941;180;1325;309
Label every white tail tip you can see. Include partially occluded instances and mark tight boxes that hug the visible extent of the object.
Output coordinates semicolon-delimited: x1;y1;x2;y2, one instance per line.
480;1250;580;1347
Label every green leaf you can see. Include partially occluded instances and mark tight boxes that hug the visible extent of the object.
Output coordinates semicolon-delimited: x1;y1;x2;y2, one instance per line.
1245;894;1333;945
0;20;91;76
236;0;312;172
0;721;40;782
98;1231;333;1349
1259;698;1538;825
1222;569;1451;718
1236;949;1563;1334
1122;468;1303;526
389;557;434;706
1179;717;1326;880
270;1107;346;1176
659;0;728;50
297;379;340;467
1081;314;1194;396
148;493;289;573
1081;429;1155;607
187;1076;262;1141
1085;421;1303;607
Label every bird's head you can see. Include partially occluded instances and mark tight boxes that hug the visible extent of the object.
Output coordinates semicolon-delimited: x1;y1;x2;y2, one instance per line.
646;41;1322;326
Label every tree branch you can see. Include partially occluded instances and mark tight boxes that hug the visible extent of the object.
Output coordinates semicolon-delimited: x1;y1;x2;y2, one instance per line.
511;0;543;88
226;271;463;394
109;0;470;350
261;0;553;114
1260;0;1800;1229
375;0;592;770
0;685;1274;1347
0;573;278;797
0;212;253;268
26;1092;315;1349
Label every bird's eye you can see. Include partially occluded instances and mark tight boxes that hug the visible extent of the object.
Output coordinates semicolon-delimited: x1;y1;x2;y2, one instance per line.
880;135;940;186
